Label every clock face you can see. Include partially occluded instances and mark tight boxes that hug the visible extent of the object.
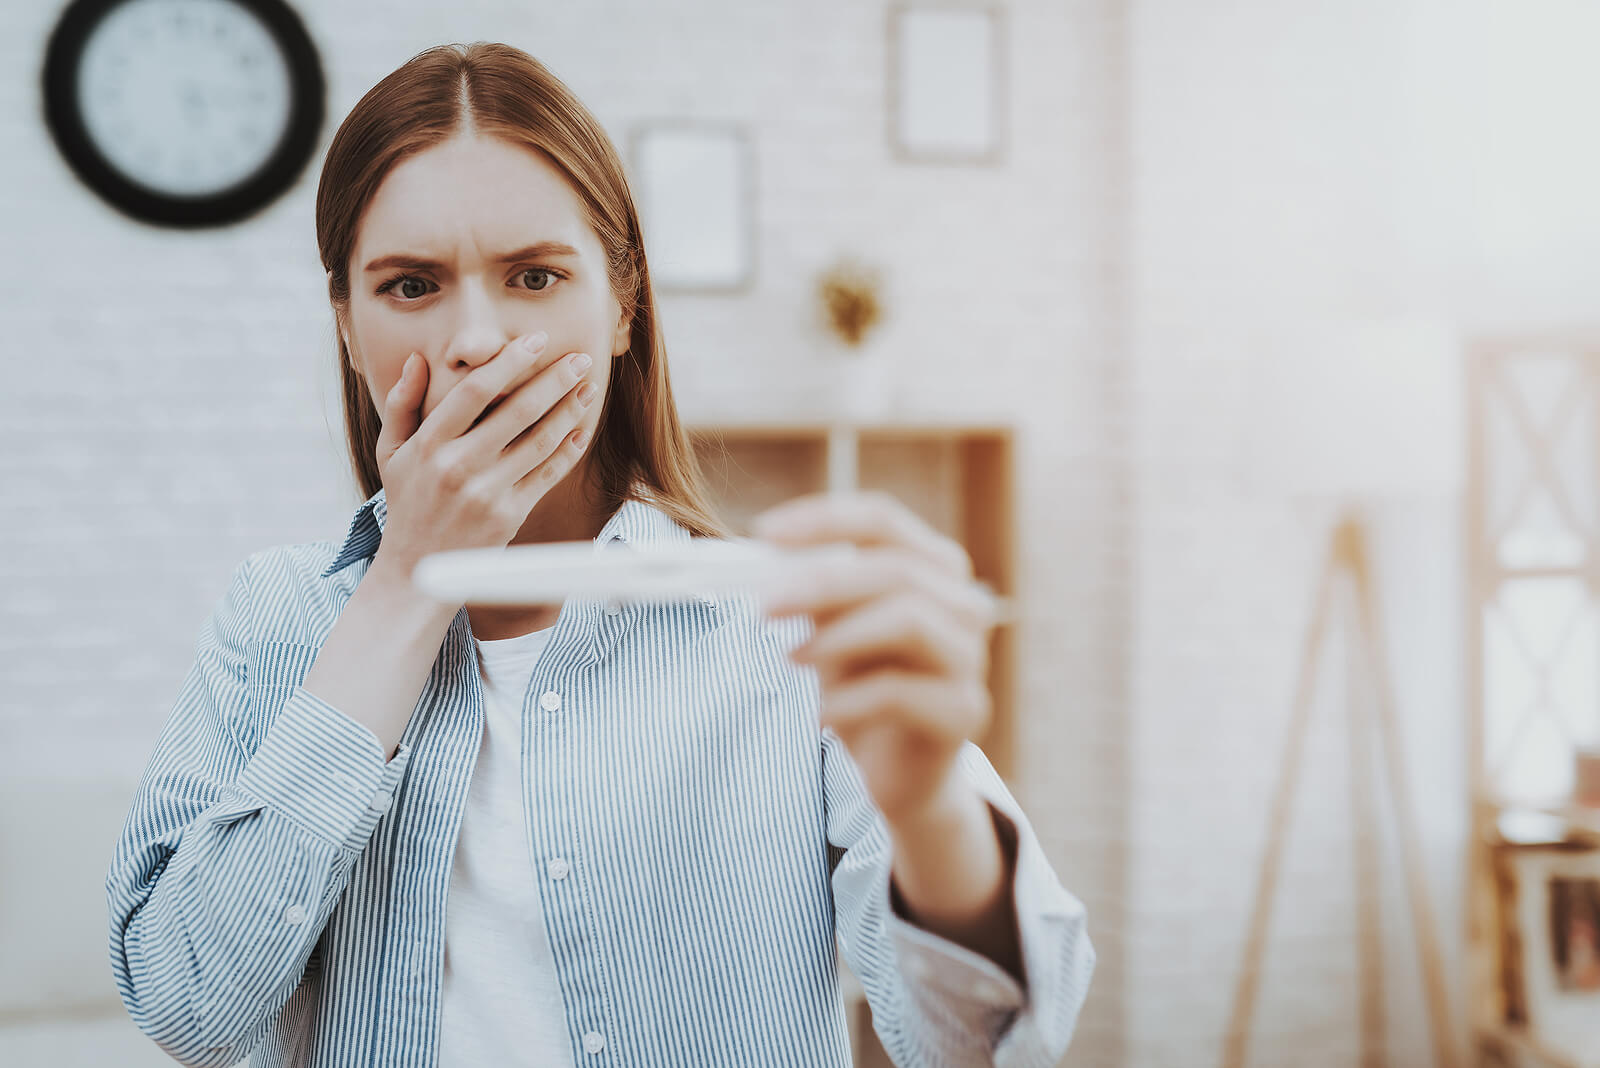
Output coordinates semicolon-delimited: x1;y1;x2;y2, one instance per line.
43;0;324;227
77;0;293;196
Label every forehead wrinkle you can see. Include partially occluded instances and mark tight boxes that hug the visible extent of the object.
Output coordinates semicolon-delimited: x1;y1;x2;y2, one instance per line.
362;232;586;274
354;135;597;272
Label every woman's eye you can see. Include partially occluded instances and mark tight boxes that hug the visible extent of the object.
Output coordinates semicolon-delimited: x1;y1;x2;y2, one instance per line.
375;269;558;301
516;268;559;292
376;275;435;301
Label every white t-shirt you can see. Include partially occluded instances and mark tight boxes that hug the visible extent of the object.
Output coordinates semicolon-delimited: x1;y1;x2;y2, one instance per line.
437;625;577;1068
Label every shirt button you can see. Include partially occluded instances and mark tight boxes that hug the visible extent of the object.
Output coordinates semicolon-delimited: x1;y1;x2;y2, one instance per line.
548;857;571;881
604;600;621;616
539;690;561;712
583;1031;605;1054
283;904;306;926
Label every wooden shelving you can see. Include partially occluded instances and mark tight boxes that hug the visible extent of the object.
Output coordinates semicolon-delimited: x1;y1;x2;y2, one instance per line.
687;421;1018;783
1466;343;1600;1068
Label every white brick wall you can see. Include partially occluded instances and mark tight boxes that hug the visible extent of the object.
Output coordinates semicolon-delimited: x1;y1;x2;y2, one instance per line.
1126;0;1456;1056
1127;0;1600;1065
1;1;1127;1065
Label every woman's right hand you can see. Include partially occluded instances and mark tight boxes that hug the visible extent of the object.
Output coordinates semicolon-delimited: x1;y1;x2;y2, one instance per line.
370;330;599;581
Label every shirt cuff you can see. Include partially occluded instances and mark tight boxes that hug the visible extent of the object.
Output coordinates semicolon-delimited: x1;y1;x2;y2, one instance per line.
886;789;1096;1068
230;686;413;857
989;796;1096;1068
885;799;1029;1051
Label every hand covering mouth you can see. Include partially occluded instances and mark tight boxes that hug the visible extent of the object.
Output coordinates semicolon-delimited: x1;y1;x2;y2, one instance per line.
470;394;509;429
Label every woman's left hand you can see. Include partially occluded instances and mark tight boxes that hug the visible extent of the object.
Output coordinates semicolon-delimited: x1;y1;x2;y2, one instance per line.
751;491;1003;827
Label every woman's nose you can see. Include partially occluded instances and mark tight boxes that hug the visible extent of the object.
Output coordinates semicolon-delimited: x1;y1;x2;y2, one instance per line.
442;278;514;371
444;330;508;372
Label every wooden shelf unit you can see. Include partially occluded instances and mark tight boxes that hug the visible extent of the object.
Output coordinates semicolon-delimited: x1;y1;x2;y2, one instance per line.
686;421;1019;783
1466;341;1600;1068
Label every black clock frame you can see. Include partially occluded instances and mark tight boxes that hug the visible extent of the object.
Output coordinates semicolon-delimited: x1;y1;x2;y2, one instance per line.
41;0;325;229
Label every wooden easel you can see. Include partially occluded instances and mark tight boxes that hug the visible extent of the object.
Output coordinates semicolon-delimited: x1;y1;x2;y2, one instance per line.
1222;516;1457;1068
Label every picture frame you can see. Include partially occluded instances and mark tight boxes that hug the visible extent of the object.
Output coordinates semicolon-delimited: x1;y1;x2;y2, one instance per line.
1494;842;1600;1063
628;122;755;293
887;5;1006;164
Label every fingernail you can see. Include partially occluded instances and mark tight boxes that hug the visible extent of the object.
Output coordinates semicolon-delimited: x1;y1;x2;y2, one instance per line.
570;352;592;374
524;330;548;351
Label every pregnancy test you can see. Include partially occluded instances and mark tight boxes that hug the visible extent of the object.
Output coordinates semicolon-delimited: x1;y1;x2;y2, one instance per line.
411;537;1014;624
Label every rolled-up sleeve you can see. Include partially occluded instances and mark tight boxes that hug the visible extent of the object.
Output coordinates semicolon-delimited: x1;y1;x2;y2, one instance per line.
105;555;412;1067
824;731;1095;1068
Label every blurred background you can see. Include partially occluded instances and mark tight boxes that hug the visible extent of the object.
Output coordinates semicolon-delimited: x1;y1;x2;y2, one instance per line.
8;0;1600;1065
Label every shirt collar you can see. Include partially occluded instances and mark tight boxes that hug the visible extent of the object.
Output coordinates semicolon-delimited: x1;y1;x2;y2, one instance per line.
595;486;695;552
320;485;389;579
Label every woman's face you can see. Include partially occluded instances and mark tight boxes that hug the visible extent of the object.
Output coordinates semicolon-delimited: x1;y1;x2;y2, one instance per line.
339;132;629;435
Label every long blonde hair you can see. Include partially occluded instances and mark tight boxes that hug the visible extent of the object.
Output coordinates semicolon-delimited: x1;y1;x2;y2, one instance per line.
315;42;729;539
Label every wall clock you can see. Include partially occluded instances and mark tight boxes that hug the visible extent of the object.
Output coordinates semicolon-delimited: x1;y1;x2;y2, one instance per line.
42;0;325;228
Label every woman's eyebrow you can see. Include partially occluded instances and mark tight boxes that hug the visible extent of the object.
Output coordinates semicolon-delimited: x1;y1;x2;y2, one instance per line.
362;241;581;273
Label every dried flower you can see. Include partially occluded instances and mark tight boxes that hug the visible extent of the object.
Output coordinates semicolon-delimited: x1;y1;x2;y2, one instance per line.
817;259;885;348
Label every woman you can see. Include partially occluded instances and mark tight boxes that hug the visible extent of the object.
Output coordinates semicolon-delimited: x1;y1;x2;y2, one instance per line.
106;42;1093;1068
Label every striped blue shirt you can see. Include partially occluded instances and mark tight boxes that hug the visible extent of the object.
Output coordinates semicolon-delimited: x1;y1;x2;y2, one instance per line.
106;486;1093;1067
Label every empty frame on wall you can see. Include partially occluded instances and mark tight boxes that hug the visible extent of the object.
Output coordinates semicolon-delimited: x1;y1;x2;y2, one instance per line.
888;5;1006;164
630;123;755;292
